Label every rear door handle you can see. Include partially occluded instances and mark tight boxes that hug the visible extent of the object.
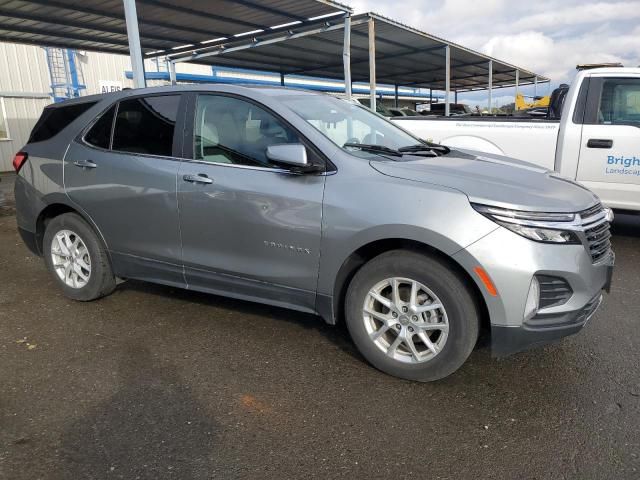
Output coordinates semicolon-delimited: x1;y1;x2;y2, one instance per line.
183;173;213;184
587;139;613;149
73;159;97;169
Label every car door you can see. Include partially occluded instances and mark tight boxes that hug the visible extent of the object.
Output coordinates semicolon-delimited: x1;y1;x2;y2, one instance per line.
576;76;640;208
177;93;326;312
64;93;186;286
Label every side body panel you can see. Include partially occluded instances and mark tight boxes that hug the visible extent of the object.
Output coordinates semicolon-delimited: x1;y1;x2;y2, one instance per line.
178;162;326;312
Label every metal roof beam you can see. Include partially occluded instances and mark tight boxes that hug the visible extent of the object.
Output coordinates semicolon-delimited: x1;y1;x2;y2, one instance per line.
228;0;307;22
289;44;444;75
171;17;369;63
137;0;266;31
20;0;227;39
0;22;133;48
0;32;126;54
379;60;489;83
0;8;176;46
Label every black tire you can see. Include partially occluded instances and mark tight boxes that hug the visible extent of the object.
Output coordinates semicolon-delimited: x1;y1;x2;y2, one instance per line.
43;212;116;301
345;250;479;382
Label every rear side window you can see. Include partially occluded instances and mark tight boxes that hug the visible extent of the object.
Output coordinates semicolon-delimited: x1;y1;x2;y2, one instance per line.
85;105;116;149
29;101;96;143
112;95;180;156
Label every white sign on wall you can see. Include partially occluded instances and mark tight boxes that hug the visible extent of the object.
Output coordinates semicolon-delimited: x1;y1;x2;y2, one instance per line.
99;80;123;94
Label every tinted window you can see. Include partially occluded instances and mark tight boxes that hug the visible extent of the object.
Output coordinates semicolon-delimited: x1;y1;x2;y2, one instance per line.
29;101;96;143
194;95;300;167
598;78;640;125
112;95;180;156
85;105;116;149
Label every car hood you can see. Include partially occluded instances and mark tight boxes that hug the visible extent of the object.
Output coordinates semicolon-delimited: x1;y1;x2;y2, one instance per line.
369;148;600;212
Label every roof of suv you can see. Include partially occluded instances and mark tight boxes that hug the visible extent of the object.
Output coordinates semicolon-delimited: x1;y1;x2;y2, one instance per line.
49;84;322;108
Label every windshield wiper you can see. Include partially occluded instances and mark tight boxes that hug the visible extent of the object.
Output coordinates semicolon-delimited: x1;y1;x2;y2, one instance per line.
398;142;451;156
343;142;403;157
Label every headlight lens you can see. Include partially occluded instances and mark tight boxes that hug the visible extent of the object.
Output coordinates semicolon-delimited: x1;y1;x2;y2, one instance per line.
472;204;581;244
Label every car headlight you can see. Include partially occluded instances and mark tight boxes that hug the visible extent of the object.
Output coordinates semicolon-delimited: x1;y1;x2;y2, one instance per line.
472;204;581;244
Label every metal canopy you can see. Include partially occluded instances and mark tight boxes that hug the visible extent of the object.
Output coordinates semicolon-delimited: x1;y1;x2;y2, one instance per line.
0;0;351;55
168;12;548;93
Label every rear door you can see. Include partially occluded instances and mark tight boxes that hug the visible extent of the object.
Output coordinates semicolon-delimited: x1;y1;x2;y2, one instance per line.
64;93;186;286
577;76;640;209
177;93;326;312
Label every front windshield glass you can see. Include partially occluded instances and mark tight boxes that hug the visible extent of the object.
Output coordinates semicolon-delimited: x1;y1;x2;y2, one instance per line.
280;95;420;150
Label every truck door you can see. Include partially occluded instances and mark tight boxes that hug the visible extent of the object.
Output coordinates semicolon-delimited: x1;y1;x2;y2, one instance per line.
577;76;640;210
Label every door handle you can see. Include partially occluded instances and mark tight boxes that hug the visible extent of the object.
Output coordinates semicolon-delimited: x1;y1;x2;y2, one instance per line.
73;159;97;168
587;139;613;149
183;173;213;184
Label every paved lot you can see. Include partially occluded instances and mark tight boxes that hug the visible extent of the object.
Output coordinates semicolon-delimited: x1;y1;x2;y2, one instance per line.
1;181;639;479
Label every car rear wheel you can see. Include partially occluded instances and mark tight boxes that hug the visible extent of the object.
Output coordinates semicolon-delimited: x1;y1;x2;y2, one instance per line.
43;213;116;301
345;250;480;382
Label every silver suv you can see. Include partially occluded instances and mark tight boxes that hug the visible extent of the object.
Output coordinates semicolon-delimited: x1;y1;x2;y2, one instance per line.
13;85;614;381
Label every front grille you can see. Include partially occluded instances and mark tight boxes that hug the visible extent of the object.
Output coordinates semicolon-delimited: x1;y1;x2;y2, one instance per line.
579;204;612;263
537;275;573;309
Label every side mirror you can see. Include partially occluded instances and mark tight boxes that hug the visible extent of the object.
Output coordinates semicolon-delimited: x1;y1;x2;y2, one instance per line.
266;144;311;171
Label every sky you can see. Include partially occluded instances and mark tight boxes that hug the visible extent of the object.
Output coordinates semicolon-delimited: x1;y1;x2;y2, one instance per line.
343;0;640;107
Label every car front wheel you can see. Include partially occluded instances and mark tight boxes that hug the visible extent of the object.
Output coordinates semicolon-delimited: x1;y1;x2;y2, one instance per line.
345;250;480;382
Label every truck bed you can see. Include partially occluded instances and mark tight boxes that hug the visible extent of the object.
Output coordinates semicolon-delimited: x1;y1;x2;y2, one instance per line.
392;116;560;169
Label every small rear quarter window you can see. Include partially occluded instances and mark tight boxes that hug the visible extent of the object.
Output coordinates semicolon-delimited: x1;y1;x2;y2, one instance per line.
29;101;96;143
85;105;116;149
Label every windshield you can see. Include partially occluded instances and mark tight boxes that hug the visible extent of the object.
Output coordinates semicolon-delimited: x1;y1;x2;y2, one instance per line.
281;95;420;150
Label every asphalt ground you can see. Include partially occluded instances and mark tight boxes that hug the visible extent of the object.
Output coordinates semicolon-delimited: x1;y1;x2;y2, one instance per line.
1;174;639;479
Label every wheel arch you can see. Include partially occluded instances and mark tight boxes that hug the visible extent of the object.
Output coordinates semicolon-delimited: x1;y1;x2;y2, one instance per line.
35;201;109;257
321;238;490;335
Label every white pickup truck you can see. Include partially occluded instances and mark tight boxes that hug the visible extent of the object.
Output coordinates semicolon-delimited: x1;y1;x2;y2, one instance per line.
393;67;640;212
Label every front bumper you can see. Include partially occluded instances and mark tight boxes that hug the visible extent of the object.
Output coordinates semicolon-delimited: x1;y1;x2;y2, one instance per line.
453;227;614;356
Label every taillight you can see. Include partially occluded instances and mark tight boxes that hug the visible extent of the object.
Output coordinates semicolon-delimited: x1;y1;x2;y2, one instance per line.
12;151;28;173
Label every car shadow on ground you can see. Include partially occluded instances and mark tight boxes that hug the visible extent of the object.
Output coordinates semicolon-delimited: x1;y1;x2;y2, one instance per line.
54;345;219;480
116;279;365;362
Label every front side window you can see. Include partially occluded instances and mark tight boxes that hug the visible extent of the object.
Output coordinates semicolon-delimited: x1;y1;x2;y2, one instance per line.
280;94;419;150
194;94;300;167
112;95;180;156
598;78;640;126
85;105;116;149
0;98;9;140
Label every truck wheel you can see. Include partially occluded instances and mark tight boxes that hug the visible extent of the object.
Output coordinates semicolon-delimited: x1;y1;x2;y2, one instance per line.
43;213;116;301
345;250;479;382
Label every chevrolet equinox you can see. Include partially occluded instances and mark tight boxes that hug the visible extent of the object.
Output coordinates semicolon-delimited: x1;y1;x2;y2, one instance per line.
13;85;615;381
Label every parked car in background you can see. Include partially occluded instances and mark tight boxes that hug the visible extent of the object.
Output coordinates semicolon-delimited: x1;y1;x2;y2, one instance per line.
394;67;640;212
388;107;420;117
13;85;614;381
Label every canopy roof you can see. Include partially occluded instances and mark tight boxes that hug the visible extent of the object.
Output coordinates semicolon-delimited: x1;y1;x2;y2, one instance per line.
0;0;351;55
0;1;547;93
167;13;548;92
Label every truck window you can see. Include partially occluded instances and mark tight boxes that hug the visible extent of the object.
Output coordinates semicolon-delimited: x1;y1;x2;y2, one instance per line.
28;101;97;143
598;78;640;126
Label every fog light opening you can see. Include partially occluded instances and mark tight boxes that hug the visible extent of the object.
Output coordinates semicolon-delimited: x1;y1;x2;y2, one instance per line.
524;276;540;321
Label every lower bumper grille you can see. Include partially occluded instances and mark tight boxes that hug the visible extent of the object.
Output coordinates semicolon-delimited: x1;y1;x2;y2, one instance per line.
525;294;603;329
